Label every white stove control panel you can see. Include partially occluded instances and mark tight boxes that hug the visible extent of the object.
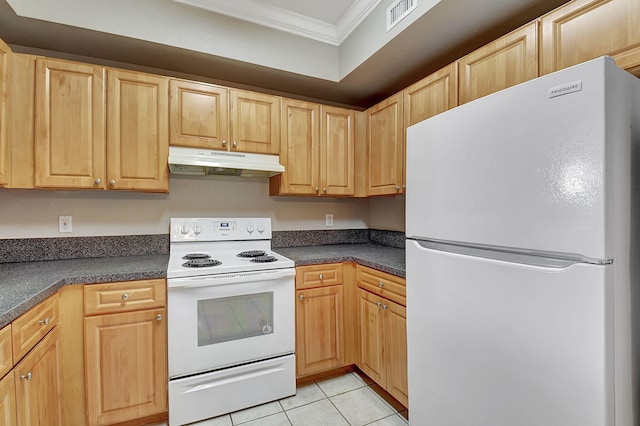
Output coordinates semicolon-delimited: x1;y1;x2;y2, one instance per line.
171;218;272;242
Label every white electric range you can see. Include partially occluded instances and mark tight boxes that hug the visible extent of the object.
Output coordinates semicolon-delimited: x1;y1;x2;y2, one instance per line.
166;218;296;425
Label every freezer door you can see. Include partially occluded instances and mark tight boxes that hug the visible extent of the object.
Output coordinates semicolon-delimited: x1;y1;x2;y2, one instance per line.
405;56;634;260
406;240;614;426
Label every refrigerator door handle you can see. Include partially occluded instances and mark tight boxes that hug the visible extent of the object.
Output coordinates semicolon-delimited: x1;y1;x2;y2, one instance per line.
409;238;612;269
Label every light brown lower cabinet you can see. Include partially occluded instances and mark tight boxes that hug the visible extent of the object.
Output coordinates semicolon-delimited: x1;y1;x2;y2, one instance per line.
295;264;346;377
0;371;16;426
14;326;62;426
84;279;167;426
357;281;408;407
296;285;345;377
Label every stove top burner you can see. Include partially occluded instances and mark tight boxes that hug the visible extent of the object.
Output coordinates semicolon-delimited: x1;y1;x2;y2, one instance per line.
250;255;278;263
182;259;222;268
237;250;267;258
182;253;212;260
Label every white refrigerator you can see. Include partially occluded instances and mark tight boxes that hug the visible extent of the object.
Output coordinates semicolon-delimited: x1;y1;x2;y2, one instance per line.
405;56;640;426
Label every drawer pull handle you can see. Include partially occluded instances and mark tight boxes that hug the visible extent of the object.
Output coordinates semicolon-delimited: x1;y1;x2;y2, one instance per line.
299;295;304;301
38;318;50;326
376;302;389;310
319;274;324;280
20;372;32;381
156;314;163;321
378;281;385;288
122;293;130;301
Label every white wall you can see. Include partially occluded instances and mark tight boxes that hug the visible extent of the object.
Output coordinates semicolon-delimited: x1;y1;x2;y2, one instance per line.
368;195;405;232
0;176;373;238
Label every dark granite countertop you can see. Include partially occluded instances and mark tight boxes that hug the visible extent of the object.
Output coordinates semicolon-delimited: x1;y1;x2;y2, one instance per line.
0;238;404;329
274;244;405;278
0;254;168;328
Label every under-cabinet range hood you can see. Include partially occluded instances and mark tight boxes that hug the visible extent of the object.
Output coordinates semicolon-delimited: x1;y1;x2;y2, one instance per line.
168;146;285;177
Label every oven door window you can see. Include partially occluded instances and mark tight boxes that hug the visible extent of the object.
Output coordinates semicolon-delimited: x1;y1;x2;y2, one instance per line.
197;292;274;346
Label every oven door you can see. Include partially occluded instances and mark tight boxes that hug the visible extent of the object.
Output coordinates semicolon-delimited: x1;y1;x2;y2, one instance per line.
167;268;295;378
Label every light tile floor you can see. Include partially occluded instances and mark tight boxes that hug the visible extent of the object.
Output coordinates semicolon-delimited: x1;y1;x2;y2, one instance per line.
159;371;408;426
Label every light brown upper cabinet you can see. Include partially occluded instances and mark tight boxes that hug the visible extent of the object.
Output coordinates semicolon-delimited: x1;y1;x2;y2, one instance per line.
271;100;355;196
34;61;169;192
169;80;228;150
229;89;280;154
272;99;319;196
34;58;106;189
321;105;356;196
170;82;280;155
107;69;169;192
540;0;640;75
366;93;404;196
0;39;10;187
403;63;458;130
458;22;538;105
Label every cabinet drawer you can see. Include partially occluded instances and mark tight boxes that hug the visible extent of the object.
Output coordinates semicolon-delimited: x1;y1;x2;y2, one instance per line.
356;265;406;306
84;279;166;316
12;294;59;362
0;325;12;379
296;264;343;290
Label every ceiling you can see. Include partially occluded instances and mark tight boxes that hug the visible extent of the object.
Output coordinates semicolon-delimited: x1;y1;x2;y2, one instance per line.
0;0;570;108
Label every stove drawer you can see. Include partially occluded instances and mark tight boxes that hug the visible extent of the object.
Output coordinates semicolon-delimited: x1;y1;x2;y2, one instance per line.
85;279;166;316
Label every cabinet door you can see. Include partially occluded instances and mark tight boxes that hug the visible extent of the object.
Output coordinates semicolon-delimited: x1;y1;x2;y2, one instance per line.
169;79;228;150
0;39;10;187
14;327;62;426
107;69;169;192
278;99;319;195
229;89;280;154
34;58;105;189
0;372;16;426
358;289;385;384
366;93;404;196
85;308;167;426
384;300;408;408
296;285;345;377
0;325;12;379
321;106;355;196
541;0;640;75
404;63;458;129
459;22;538;104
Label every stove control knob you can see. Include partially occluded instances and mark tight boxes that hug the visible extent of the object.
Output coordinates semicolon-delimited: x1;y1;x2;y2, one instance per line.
257;224;265;233
180;225;189;235
247;225;255;234
193;225;202;235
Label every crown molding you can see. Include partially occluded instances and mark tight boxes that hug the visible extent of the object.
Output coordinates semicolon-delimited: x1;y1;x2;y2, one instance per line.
173;0;382;46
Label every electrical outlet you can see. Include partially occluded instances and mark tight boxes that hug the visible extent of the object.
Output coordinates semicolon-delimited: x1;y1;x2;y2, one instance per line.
59;216;72;233
325;214;334;227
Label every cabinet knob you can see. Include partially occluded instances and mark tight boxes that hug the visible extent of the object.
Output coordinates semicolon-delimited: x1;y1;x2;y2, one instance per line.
319;274;324;280
20;372;32;381
122;293;130;301
94;178;101;185
322;188;327;193
382;304;389;310
109;180;116;186
315;187;319;193
395;185;401;191
232;141;237;148
378;281;385;288
38;317;50;326
299;294;304;301
222;140;227;146
156;314;163;321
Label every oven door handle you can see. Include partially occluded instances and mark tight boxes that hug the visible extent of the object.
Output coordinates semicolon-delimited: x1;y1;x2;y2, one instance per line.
167;268;296;288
